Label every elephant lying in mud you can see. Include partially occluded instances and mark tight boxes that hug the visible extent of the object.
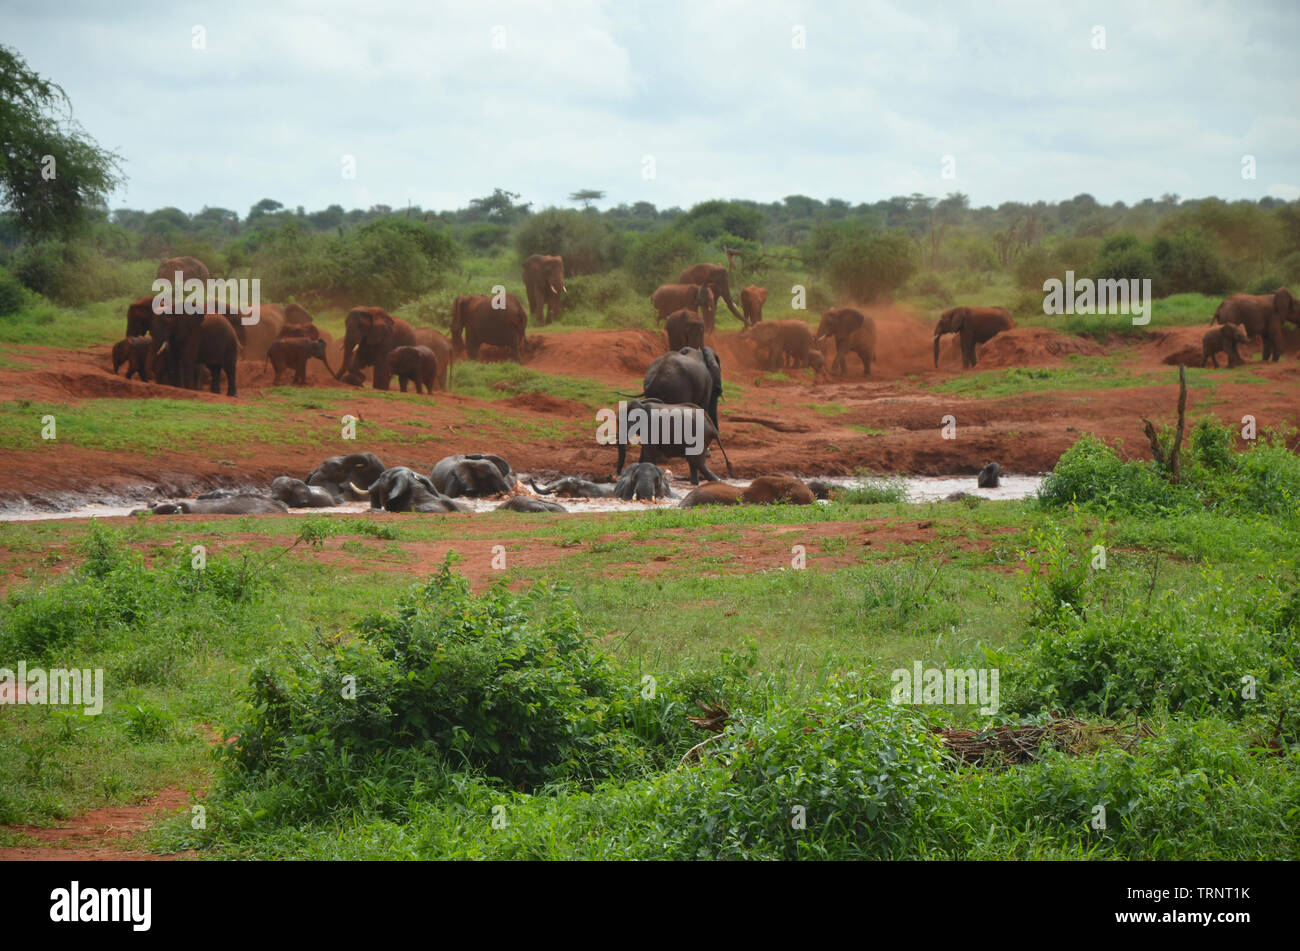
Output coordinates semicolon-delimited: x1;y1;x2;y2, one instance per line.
978;462;1001;488
137;496;289;515
529;477;612;498
677;482;742;507
369;467;467;513
431;454;514;496
614;463;675;500
271;476;338;508
741;476;815;505
497;496;567;513
307;453;387;502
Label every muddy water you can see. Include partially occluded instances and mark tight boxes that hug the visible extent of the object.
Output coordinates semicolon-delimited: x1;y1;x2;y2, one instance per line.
0;475;1046;522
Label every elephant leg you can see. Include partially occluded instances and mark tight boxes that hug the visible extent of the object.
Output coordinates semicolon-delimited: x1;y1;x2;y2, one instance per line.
209;366;221;393
399;377;408;393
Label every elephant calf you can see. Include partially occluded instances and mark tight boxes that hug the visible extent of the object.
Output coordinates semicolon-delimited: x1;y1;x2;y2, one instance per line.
387;345;439;394
369;467;467;513
111;336;153;381
497;496;567;513
614;462;675;501
977;462;1001;488
664;310;706;351
307;452;388;502
1202;323;1249;368
677;482;742;507
529;477;612;498
141;496;289;515
740;476;815;505
431;453;515;497
266;337;333;385
271;476;338;508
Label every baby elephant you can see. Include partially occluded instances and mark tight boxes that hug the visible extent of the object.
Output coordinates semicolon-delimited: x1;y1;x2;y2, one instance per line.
387;345;439;395
1202;323;1249;368
267;338;332;385
978;462;1001;488
112;336;153;381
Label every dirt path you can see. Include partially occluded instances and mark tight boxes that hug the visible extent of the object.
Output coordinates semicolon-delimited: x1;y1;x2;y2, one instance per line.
0;787;195;861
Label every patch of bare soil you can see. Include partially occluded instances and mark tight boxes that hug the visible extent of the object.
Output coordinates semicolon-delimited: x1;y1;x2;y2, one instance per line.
0;788;195;862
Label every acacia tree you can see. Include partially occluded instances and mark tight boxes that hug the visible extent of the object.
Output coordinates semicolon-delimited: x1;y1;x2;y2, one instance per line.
0;45;123;239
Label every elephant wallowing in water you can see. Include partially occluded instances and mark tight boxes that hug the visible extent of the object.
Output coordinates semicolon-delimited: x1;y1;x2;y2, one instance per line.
430;454;514;497
369;467;467;513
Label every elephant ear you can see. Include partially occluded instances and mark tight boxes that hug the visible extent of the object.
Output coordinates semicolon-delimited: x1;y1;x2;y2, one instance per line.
1275;288;1295;315
951;308;969;331
385;470;409;503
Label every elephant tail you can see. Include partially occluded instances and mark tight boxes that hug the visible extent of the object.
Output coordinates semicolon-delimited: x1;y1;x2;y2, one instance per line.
714;430;735;478
1210;304;1225;325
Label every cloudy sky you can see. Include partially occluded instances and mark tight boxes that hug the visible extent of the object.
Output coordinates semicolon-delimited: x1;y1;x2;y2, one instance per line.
7;0;1299;215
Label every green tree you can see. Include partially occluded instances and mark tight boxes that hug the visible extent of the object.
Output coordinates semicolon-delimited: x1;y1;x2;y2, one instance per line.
0;45;124;239
825;229;918;301
568;189;605;210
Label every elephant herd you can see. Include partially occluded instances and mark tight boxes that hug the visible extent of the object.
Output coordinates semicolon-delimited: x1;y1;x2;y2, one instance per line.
133;449;835;516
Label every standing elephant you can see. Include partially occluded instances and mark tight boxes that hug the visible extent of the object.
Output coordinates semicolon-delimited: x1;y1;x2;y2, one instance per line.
741;286;768;325
664;309;705;351
283;302;314;326
151;312;239;395
431;453;515;496
413;327;454;389
615;398;733;484
307;452;387;502
1211;288;1300;362
450;294;528;362
652;283;714;327
155;256;210;285
741;320;814;370
678;263;745;324
112;336;153;381
1202;323;1250;368
815;307;877;377
337;306;416;390
933;306;1013;369
266;337;333;385
639;346;723;428
387;345;439;394
522;254;566;325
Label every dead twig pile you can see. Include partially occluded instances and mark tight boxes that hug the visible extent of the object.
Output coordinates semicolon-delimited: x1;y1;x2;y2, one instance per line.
935;716;1155;767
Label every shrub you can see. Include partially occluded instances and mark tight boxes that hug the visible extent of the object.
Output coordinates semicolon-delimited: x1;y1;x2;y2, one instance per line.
0;265;26;315
1151;229;1233;296
1090;233;1156;287
512;208;621;275
623;229;705;295
824;229;918;302
1037;434;1186;513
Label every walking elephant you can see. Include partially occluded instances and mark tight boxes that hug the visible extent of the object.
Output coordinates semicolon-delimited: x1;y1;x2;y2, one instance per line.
678;263;745;324
337;306;416;390
451;293;528;362
664;309;705;351
413;327;453;389
151;312;239;395
307;452;387;502
741;286;768;325
369;467;467;513
638;346;723;428
614;398;733;484
386;345;439;394
741;319;814;370
614;462;675;500
1211;288;1300;362
815;307;877;377
652;283;714;327
1202;323;1249;368
933;306;1014;369
430;453;515;496
266;337;333;385
523;254;566;325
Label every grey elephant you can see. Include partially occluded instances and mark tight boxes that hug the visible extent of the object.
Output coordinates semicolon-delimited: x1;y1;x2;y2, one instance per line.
637;346;723;429
529;476;612;498
307;453;387;502
271;476;338;508
141;496;289;515
615;398;733;484
614;463;675;500
369;467;467;513
497;496;568;513
431;453;514;496
977;462;1001;488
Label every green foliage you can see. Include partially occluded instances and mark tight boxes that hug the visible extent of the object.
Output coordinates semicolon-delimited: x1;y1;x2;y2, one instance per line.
11;239;139;305
0;265;26;315
1090;233;1156;285
824;228;918;301
512;208;622;275
676;200;765;243
1151;229;1233;296
623;229;705;294
0;45;124;240
836;478;909;504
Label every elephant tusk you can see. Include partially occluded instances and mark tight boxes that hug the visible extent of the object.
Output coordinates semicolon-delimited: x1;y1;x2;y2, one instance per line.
156;341;168;354
347;481;367;494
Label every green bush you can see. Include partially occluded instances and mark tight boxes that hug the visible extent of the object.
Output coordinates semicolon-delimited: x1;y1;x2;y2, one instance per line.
824;229;918;302
0;265;26;315
1090;233;1156;287
1037;434;1184;513
623;229;705;295
512;208;622;276
1152;229;1233;296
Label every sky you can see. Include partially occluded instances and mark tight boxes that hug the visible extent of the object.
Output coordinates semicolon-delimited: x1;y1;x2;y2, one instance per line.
5;0;1300;216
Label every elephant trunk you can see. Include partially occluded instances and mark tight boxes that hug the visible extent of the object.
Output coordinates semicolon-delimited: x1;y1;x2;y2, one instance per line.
529;478;554;496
